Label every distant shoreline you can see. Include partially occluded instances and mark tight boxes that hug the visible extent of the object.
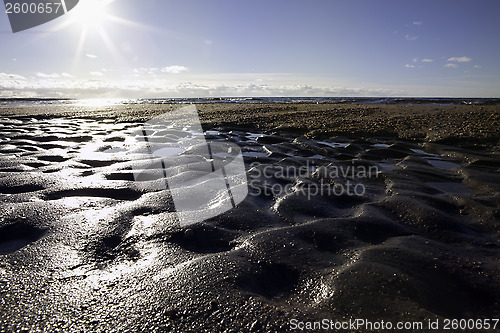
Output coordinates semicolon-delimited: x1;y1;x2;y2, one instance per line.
1;97;500;106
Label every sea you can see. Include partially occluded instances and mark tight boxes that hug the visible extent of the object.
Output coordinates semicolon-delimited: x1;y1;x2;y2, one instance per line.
1;97;500;107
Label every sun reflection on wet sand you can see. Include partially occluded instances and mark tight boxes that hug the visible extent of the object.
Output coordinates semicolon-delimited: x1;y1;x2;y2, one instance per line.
72;98;127;107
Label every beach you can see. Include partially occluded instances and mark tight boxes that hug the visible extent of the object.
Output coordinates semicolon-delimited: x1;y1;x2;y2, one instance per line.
2;102;499;145
0;102;499;332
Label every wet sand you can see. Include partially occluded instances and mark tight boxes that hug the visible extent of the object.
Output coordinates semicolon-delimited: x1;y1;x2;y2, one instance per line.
2;103;499;145
0;103;499;332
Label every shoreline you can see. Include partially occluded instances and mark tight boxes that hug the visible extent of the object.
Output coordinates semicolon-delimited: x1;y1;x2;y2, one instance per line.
1;103;499;147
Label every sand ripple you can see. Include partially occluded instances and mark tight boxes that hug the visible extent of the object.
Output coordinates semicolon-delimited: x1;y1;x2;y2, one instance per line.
0;117;499;331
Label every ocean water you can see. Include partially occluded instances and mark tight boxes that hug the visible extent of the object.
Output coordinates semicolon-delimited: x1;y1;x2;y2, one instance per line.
1;96;500;107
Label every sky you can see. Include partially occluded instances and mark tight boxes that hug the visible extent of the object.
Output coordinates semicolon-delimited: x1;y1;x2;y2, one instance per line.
1;0;500;98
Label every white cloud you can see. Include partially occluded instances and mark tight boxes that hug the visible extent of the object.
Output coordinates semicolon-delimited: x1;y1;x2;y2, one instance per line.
161;65;188;74
0;74;399;99
404;34;418;41
165;83;396;98
35;72;74;79
444;63;458;68
405;64;415;68
90;71;104;76
412;21;423;26
448;57;472;63
421;58;433;63
5;71;497;99
86;54;98;58
132;67;159;76
36;72;60;78
1;74;496;99
474;65;482;69
0;73;26;80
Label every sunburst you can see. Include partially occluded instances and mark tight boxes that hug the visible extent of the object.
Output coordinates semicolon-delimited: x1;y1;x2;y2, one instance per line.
47;0;141;69
66;0;121;67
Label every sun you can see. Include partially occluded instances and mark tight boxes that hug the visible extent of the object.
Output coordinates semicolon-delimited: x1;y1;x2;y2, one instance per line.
58;0;123;69
43;0;155;73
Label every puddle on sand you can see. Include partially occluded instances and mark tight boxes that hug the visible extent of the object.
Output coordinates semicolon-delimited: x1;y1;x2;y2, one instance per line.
245;133;265;141
242;151;269;158
318;141;349;149
411;149;438;157
0;239;34;255
426;159;461;170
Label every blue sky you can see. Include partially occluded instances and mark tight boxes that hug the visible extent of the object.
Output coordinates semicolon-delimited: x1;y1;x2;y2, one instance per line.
1;0;499;98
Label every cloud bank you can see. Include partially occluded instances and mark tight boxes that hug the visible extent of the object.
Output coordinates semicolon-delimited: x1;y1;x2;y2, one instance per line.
0;73;400;99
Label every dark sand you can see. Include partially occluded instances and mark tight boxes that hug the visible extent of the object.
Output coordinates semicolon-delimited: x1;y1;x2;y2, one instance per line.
0;103;499;332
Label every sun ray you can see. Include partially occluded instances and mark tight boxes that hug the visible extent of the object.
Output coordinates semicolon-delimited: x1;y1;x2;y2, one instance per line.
95;26;126;67
105;15;170;34
25;0;179;78
72;27;88;71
